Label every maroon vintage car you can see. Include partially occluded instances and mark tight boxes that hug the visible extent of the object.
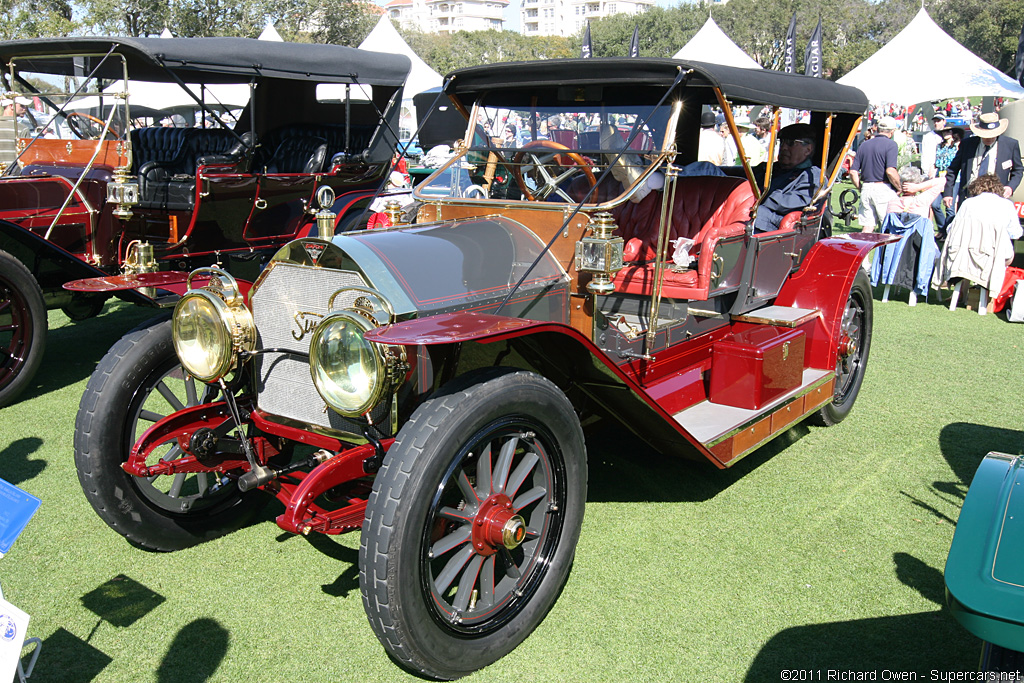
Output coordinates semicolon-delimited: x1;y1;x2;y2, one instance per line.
0;36;410;406
74;57;889;679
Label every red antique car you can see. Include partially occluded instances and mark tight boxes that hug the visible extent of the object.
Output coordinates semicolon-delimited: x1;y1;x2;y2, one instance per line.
75;57;890;679
0;37;410;406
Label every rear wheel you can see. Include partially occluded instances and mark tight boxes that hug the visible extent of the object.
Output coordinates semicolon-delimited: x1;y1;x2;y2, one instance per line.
74;317;267;551
812;269;872;426
360;369;587;679
0;251;46;408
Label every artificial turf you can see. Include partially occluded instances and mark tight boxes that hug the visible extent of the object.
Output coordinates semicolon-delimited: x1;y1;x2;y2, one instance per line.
0;275;1019;681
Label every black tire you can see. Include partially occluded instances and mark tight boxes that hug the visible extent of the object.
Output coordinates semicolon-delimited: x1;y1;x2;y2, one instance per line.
359;369;587;680
335;208;369;233
74;317;266;551
981;641;1024;672
811;269;872;427
0;250;46;408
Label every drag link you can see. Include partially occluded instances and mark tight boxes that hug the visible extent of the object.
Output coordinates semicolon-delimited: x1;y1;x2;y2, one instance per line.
238;448;334;492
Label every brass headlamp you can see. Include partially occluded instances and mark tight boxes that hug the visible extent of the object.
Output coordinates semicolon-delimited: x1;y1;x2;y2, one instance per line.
172;268;255;383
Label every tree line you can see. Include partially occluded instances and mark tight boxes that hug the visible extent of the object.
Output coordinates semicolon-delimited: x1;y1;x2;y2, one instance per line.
2;0;1021;82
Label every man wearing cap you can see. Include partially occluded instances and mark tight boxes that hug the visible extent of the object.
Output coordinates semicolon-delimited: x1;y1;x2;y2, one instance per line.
920;112;947;179
750;123;821;232
942;112;1023;210
697;110;725;166
849;115;901;233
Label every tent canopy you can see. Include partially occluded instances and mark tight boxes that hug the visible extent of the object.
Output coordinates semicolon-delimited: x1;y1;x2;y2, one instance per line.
838;8;1024;105
359;16;442;97
672;17;761;70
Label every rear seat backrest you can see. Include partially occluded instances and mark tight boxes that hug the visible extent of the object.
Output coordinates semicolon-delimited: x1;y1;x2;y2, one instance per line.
252;123;376;172
612;175;753;261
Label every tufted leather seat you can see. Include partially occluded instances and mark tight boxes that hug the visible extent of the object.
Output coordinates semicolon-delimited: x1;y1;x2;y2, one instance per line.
252;124;375;174
604;175;756;300
131;127;237;210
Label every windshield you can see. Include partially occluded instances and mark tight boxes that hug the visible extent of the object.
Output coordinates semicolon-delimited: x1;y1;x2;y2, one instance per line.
416;94;676;205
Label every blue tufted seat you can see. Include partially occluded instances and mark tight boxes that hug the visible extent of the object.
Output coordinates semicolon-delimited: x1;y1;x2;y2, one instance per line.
252;124;376;174
131;127;237;210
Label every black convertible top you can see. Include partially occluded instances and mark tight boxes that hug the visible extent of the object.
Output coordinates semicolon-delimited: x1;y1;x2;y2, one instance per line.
0;36;411;86
447;58;867;115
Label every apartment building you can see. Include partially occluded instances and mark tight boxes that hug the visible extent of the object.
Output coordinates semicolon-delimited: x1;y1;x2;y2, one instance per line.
521;0;654;37
385;0;508;33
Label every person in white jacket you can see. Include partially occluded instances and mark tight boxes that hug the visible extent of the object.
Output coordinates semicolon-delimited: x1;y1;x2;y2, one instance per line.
934;173;1021;310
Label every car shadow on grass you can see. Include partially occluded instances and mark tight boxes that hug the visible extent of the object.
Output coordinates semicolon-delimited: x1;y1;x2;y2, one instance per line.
747;553;976;678
939;422;1023;489
17;302;159;404
584;418;811;504
0;436;46;484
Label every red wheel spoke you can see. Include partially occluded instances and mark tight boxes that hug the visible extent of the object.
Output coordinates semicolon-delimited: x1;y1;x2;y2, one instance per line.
513;485;546;511
438;506;474;524
451;554;485;614
505;452;539;501
430;526;471;559
456;468;479;504
477;555;496;609
434;545;475;594
475;444;492;498
493;437;517;493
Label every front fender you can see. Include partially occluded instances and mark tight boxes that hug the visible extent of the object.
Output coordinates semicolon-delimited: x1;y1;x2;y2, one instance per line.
945;452;1024;651
365;312;720;465
0;218;148;305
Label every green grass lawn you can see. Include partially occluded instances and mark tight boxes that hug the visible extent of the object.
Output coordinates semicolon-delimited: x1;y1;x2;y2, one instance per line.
1;284;1021;682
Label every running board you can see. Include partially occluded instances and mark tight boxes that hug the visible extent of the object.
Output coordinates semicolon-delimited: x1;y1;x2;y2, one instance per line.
674;368;834;466
732;305;819;328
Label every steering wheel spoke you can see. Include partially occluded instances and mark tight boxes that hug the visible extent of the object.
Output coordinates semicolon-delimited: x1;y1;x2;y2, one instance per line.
512;140;595;201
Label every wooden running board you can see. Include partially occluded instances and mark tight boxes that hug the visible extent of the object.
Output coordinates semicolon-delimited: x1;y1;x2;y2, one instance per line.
674;368;834;467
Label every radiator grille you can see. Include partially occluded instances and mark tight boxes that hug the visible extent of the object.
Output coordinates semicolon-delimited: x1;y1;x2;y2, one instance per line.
250;262;387;435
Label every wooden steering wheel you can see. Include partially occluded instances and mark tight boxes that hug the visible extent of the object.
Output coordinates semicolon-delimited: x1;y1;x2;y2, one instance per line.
66;112;111;140
512;140;596;202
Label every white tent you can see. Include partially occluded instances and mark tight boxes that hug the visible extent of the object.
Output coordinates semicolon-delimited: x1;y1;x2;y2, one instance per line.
838;8;1024;105
673;17;761;70
359;16;442;97
258;22;283;42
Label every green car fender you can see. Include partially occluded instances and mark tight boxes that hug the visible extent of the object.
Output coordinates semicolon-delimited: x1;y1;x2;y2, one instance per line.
946;452;1024;651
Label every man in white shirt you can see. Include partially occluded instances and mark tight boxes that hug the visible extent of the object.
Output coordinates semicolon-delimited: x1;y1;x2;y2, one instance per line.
919;113;946;179
697;111;725;165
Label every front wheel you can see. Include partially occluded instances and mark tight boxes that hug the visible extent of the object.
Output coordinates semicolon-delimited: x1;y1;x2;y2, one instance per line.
74;317;267;551
0;250;46;408
811;269;873;426
359;369;587;679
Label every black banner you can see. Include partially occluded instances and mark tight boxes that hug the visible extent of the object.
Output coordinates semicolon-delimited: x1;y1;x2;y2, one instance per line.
581;22;592;59
784;13;796;73
629;24;639;58
804;16;822;78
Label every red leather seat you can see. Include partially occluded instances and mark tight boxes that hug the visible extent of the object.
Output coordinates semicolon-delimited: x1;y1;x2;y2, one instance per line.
610;176;755;300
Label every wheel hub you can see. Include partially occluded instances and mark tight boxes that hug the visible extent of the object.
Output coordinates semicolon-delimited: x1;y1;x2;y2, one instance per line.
838;334;857;358
472;494;526;555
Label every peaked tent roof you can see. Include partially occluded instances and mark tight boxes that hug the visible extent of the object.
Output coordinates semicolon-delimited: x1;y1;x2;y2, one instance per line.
359;16;442;97
258;23;284;42
672;17;761;70
838;8;1024;104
